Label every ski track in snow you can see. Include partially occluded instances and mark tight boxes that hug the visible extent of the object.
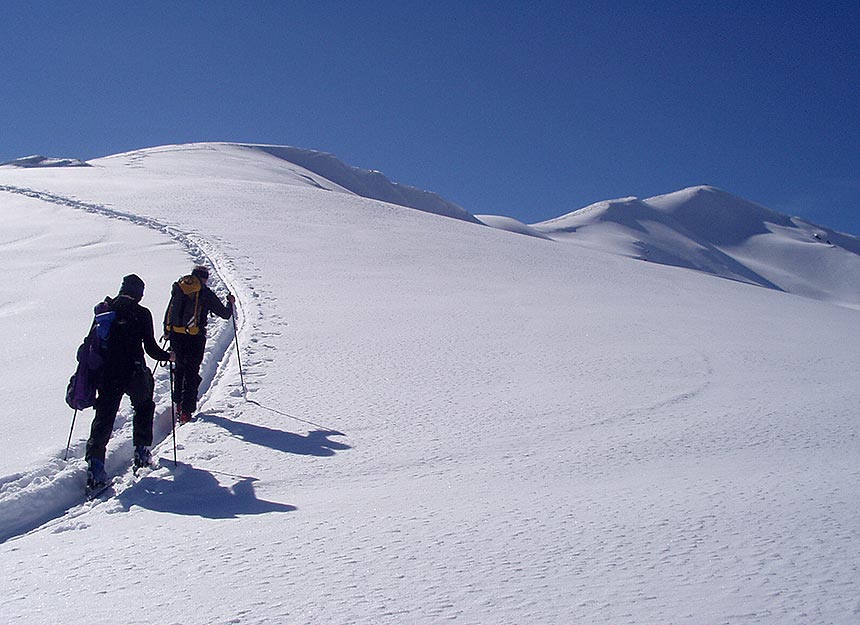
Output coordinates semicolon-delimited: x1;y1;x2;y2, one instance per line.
0;184;260;543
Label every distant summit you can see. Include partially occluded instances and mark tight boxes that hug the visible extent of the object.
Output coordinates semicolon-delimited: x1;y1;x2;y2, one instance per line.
475;184;860;306
524;185;860;305
0;155;90;168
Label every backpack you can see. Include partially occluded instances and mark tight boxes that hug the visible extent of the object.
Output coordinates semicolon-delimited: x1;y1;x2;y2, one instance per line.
65;300;116;410
165;275;203;336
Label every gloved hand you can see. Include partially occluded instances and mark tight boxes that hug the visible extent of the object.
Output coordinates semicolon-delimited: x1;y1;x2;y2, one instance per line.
227;294;236;305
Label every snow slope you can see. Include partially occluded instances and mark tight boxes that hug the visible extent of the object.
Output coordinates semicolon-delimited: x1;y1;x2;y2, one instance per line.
524;185;860;309
96;142;478;223
474;214;552;240
0;144;859;624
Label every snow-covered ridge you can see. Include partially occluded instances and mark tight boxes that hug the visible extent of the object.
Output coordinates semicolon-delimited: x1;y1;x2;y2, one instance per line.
94;142;480;224
239;144;481;224
8;142;859;308
523;185;860;308
474;214;552;240
0;155;90;168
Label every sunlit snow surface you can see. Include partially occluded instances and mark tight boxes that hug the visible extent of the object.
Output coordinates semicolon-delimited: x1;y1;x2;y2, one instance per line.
0;143;858;624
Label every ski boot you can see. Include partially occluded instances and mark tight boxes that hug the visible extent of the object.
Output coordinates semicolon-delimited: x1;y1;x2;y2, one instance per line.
133;445;153;469
87;458;108;487
86;458;111;499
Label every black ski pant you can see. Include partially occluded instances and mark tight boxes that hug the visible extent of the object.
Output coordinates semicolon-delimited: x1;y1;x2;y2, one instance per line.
169;332;206;415
85;364;155;463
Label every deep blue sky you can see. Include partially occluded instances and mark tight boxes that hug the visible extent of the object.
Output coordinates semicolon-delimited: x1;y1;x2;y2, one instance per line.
2;1;858;232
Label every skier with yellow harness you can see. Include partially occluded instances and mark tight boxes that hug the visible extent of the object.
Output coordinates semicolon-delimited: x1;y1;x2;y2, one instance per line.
164;265;234;423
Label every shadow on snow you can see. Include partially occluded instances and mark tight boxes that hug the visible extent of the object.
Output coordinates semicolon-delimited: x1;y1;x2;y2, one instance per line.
117;461;296;518
114;413;349;519
199;413;351;457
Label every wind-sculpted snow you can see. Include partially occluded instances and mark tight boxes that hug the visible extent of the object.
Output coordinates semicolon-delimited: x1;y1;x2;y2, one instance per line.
240;143;481;224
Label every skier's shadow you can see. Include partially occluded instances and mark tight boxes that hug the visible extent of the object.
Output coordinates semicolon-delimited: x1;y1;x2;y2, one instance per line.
117;461;296;519
199;413;351;457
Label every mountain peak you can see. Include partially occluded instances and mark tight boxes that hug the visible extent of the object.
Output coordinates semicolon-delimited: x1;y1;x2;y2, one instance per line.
645;185;793;245
524;184;860;305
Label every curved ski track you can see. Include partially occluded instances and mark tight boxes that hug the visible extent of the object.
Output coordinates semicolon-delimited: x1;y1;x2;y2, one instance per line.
0;184;254;543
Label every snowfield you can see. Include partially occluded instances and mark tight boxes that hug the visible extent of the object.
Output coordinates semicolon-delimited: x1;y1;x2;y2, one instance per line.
0;143;858;624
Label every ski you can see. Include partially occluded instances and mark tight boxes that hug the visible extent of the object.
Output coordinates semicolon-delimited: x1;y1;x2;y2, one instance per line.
132;461;157;477
85;480;113;501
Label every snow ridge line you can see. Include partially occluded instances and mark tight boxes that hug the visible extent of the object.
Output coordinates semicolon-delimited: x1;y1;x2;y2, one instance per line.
0;184;251;543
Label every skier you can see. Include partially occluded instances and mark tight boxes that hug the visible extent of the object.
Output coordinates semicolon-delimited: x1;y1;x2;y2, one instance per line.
85;274;174;491
164;265;234;423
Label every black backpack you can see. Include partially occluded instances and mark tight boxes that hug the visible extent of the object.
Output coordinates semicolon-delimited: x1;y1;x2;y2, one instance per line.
165;275;203;336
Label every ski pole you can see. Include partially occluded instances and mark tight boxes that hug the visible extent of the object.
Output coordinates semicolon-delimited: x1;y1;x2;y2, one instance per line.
169;361;177;467
232;307;247;396
64;409;78;461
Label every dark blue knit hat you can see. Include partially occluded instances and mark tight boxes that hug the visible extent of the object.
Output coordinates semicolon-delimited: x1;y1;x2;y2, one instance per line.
120;274;145;301
191;265;210;280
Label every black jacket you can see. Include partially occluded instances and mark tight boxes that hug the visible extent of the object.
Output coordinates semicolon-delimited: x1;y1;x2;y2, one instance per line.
197;286;233;330
165;280;233;336
105;295;171;374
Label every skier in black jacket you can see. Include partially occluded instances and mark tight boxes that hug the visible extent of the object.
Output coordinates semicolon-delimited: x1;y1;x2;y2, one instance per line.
85;274;173;489
164;265;234;423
